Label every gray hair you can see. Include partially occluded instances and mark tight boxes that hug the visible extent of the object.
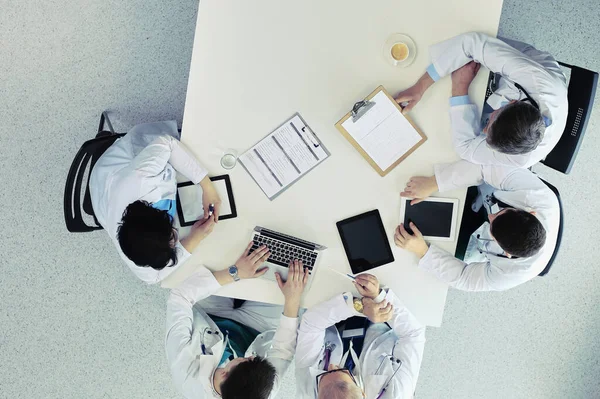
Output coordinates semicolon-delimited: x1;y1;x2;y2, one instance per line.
318;381;363;399
487;101;545;155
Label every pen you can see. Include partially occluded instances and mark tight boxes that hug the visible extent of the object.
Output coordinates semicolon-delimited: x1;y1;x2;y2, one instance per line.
326;268;356;281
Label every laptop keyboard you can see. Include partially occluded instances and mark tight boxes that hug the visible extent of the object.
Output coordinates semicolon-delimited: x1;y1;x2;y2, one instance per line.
249;234;317;273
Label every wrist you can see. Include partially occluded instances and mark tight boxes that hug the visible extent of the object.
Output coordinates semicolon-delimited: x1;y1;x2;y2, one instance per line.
429;175;439;192
213;269;234;285
451;84;469;97
417;244;430;259
363;289;381;300
180;234;202;253
198;175;211;187
283;297;301;317
418;73;434;92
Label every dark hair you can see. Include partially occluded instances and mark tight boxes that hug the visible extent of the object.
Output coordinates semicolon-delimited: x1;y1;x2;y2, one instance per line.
117;200;177;270
490;209;546;258
221;357;276;399
487;101;545;155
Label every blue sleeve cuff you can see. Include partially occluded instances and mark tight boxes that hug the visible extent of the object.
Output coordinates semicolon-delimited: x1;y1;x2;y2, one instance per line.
449;95;472;107
426;64;441;82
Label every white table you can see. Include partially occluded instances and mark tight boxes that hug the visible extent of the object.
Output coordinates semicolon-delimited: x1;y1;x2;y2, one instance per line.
163;0;503;326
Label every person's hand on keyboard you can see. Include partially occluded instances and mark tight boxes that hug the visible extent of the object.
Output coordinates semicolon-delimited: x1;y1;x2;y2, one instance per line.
235;242;271;279
276;260;309;317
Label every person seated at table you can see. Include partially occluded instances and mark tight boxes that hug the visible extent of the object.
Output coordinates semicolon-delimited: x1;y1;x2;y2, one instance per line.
89;120;222;284
394;160;560;291
295;273;426;398
395;32;568;169
165;244;308;399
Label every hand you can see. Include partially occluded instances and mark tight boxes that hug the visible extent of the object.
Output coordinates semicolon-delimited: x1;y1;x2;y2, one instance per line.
234;242;270;279
276;260;309;317
451;61;481;96
362;298;393;324
180;217;216;252
394;223;429;258
400;175;438;205
276;260;309;300
394;72;434;114
200;177;222;222
353;274;381;299
190;216;216;241
394;85;423;114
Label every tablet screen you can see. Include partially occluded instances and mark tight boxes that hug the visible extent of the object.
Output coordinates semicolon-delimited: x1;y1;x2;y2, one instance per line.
336;210;394;274
176;175;237;226
402;199;454;237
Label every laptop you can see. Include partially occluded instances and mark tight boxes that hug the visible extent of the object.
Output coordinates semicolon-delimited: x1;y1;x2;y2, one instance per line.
249;226;326;286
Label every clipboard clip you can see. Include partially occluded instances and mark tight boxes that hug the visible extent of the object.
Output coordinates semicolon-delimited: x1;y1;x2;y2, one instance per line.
351;100;375;122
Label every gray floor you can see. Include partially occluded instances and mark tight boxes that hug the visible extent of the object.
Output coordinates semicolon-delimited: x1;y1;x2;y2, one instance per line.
1;1;599;398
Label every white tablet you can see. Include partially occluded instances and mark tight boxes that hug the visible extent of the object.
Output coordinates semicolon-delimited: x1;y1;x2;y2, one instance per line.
399;197;459;242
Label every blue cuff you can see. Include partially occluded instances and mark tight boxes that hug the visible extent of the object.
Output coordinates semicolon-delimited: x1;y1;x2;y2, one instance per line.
449;95;471;107
542;115;552;127
426;64;441;82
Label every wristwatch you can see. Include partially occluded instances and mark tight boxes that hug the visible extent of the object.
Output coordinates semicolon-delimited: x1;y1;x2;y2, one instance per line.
228;265;240;282
353;298;364;314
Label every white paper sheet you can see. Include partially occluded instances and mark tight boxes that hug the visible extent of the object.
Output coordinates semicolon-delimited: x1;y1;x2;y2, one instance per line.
239;114;330;199
177;179;232;223
341;91;422;171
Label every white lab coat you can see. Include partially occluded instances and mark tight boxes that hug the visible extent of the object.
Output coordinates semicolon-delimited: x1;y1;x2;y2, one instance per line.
428;32;568;168
418;160;560;291
165;267;298;399
295;290;426;398
89;121;208;284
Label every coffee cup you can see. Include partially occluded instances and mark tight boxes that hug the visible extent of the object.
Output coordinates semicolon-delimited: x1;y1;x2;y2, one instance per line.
391;42;410;62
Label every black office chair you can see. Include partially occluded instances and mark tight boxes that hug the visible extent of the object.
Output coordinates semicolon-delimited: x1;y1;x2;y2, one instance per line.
454;178;563;277
64;112;125;232
537;179;563;276
484;62;598;174
541;62;598;173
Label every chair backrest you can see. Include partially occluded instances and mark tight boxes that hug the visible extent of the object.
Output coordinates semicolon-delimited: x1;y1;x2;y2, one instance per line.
63;134;124;232
454;179;563;277
541;62;599;174
537;179;563;276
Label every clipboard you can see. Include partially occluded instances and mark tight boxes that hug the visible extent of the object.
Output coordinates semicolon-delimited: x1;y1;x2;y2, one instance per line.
335;86;427;176
176;175;237;226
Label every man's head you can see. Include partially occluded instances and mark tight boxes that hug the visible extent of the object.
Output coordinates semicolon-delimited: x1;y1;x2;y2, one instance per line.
484;101;545;155
117;200;177;270
489;208;546;258
317;364;364;399
218;356;276;399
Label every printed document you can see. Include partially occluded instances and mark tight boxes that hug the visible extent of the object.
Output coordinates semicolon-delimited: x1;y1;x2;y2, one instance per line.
239;113;330;199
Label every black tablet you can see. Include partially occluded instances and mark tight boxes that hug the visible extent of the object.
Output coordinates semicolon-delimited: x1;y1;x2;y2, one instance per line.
336;210;395;274
399;197;458;241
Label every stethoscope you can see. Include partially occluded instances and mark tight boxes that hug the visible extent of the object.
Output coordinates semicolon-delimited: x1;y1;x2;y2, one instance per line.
476;236;504;257
188;327;224;377
475;235;515;259
200;327;223;355
373;342;403;399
